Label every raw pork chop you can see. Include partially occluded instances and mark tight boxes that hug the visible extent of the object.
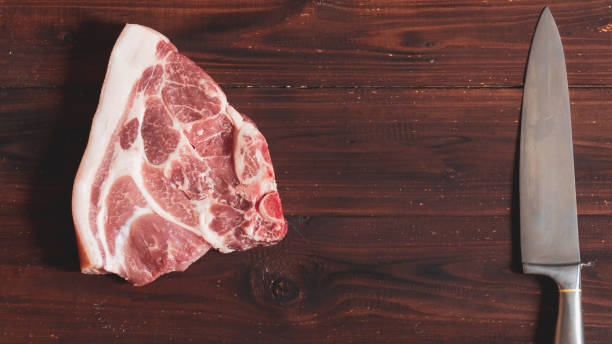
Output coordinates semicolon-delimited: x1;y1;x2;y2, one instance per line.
72;24;287;286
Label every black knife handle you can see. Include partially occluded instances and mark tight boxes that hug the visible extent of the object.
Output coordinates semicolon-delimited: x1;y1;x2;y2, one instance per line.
523;263;583;344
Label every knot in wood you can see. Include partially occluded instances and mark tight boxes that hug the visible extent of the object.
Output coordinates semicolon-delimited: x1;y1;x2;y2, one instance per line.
270;277;298;305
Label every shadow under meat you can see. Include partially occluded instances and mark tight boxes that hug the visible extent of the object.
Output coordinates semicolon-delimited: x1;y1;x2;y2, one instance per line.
28;21;124;271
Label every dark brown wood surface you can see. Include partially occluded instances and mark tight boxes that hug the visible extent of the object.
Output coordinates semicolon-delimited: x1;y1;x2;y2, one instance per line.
2;1;612;343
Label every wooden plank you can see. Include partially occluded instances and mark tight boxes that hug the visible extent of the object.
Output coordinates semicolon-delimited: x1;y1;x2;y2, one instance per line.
2;0;612;88
2;87;612;217
2;214;612;343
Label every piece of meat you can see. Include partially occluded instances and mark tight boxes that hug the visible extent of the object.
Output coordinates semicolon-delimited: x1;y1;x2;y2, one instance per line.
72;24;287;286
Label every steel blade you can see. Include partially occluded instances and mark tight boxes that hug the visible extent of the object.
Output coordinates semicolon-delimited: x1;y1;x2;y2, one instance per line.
520;8;580;265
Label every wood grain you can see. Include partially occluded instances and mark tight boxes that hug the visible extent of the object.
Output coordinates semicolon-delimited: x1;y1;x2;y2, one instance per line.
3;1;612;343
2;0;612;88
2;214;612;343
2;87;612;218
2;87;612;342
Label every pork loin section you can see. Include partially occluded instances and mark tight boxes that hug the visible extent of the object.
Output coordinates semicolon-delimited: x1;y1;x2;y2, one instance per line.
72;24;287;286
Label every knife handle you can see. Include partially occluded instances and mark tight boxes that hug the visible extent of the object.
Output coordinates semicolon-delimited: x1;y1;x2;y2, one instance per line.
523;263;583;344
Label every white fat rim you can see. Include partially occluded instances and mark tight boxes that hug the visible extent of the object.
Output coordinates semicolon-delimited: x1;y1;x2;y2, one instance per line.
72;24;170;270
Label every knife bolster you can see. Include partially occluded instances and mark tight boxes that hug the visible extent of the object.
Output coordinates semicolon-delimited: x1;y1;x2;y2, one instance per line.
523;263;583;344
523;263;581;291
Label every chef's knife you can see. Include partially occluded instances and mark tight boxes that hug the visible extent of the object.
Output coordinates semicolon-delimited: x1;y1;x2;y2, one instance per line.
520;7;583;344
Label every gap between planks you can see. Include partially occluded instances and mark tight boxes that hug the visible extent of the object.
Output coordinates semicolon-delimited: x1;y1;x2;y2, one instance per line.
4;85;612;91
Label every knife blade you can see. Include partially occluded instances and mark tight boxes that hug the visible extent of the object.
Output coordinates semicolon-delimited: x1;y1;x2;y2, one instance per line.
520;7;583;344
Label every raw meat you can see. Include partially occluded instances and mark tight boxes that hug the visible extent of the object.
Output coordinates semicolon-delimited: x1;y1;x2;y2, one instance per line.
72;24;287;286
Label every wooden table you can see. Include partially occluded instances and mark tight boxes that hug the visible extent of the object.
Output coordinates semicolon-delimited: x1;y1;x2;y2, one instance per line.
2;1;612;343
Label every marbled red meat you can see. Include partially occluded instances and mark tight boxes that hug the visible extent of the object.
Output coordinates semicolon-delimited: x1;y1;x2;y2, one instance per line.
72;24;287;286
